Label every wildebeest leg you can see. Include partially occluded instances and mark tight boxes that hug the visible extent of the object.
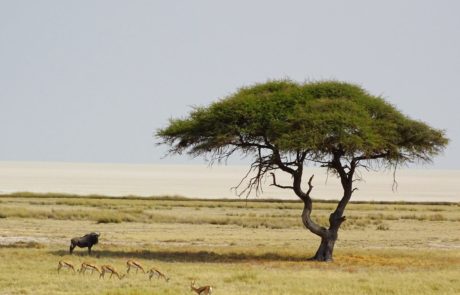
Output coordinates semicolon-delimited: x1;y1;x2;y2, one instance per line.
69;243;76;254
88;246;92;255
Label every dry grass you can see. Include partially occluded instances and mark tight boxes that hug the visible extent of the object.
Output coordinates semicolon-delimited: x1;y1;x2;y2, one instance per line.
0;193;459;294
1;194;458;229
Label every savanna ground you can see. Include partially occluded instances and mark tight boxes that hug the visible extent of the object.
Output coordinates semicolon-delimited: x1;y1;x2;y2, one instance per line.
0;193;459;295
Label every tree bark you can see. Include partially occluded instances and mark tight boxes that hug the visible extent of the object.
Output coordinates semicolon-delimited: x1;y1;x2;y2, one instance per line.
304;153;352;262
309;213;345;262
312;236;336;262
273;150;354;262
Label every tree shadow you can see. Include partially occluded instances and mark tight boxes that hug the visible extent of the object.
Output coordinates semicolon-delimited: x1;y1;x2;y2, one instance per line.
50;249;308;263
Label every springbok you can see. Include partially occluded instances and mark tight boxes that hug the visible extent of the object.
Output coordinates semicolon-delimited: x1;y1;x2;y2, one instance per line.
147;267;170;282
99;265;125;280
57;260;76;273
126;259;145;274
190;280;212;295
79;262;101;275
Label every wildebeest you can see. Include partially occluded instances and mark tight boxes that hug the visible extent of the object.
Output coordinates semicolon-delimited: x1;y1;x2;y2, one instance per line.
69;232;100;255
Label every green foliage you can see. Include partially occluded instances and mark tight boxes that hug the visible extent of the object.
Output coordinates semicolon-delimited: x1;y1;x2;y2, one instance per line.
157;80;448;164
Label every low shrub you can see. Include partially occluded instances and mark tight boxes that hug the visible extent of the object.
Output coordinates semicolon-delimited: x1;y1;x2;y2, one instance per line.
97;216;122;223
376;224;390;231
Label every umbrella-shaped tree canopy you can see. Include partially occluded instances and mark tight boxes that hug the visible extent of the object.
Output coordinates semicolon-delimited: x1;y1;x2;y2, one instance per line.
157;80;448;261
159;80;446;165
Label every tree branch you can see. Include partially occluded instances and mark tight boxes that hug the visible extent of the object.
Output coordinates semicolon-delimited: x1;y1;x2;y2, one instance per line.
269;173;294;190
353;152;389;162
306;174;314;197
272;149;296;175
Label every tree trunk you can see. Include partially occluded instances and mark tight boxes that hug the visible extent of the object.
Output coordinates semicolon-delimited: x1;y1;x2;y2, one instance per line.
306;211;345;262
299;190;343;262
294;158;352;262
312;236;336;262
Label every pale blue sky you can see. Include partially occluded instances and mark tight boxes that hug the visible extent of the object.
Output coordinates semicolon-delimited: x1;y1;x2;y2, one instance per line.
1;1;459;168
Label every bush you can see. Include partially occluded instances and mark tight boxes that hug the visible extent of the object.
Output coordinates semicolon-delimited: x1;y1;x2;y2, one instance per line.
428;214;447;221
97;216;122;223
376;224;390;231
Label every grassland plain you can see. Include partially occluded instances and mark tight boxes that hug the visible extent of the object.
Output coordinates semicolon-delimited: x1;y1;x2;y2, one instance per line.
0;193;459;295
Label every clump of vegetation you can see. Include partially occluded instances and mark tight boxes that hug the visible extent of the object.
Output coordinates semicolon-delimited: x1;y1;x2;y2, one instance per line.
376;223;390;231
0;241;45;248
224;271;259;283
427;214;447;221
401;213;448;221
96;216;122;224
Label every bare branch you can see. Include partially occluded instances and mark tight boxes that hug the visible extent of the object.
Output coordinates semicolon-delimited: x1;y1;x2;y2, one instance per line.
270;173;294;190
231;146;276;198
306;174;314;197
272;150;296;175
231;161;258;194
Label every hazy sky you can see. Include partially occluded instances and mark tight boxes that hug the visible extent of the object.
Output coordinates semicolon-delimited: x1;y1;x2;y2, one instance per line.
1;1;459;168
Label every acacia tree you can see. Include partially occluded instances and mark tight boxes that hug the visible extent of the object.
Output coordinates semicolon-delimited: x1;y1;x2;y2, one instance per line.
157;80;448;261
